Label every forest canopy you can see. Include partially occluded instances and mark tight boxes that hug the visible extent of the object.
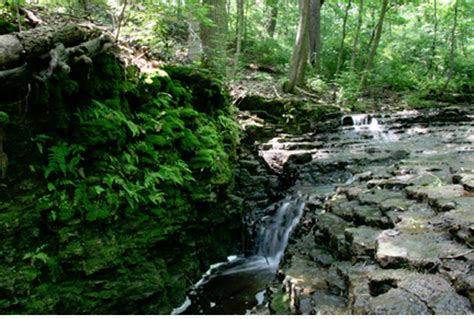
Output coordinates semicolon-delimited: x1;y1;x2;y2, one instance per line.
1;0;472;108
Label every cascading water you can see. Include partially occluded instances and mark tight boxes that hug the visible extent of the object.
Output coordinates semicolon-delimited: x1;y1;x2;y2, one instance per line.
342;114;397;141
172;198;306;315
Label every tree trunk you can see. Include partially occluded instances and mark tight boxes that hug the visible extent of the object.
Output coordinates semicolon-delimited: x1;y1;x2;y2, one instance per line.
296;27;310;86
201;0;228;75
360;0;389;88
0;25;95;70
309;0;322;73
350;0;363;69
266;0;279;38
231;0;244;75
0;34;113;89
335;0;352;78
442;0;458;92
427;0;437;73
283;0;310;93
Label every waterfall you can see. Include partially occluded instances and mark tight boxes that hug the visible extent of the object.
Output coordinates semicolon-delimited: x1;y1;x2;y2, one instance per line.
256;200;305;268
171;198;306;314
341;114;397;141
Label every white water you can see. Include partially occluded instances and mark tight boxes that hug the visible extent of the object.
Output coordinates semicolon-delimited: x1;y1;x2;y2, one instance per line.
346;114;398;142
171;198;306;314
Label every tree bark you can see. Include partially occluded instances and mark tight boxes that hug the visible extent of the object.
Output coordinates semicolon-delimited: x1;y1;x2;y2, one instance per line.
231;0;244;75
0;30;113;89
350;0;363;69
309;0;322;73
266;0;279;38
115;0;128;42
335;0;352;78
442;0;458;92
360;0;389;88
427;0;437;73
283;0;310;93
201;0;228;75
0;25;97;70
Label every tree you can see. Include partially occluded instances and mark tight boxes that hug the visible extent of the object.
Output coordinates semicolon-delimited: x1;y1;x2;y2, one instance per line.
266;0;279;38
427;0;437;73
309;0;323;73
232;0;244;75
442;0;459;92
334;0;352;78
201;0;228;75
350;0;364;69
283;0;310;93
360;0;389;88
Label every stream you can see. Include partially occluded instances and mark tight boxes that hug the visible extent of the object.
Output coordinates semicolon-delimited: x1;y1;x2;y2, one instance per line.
173;107;474;315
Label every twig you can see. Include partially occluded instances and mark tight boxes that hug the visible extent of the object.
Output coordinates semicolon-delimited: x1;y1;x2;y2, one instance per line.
15;0;22;32
440;249;474;260
20;7;45;26
272;85;282;99
115;0;128;42
295;86;319;99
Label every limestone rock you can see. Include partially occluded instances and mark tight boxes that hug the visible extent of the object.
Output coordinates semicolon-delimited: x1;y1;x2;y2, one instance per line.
376;229;468;269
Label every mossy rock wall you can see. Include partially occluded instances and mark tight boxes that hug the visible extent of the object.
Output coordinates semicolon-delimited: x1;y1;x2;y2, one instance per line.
0;54;243;314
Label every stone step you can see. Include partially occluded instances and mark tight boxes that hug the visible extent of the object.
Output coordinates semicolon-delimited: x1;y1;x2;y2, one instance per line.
405;184;469;211
375;228;472;270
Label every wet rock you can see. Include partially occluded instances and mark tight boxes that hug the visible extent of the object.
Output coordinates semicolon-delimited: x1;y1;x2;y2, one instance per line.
366;176;414;190
405;185;466;211
328;198;391;228
336;186;365;200
284;255;329;293
286;152;313;166
352;204;392;228
311;291;348;315
357;189;404;206
345;226;382;260
453;272;474;304
453;173;474;192
442;204;474;246
369;269;472;314
314;212;352;259
375;229;468;269
391;204;436;231
369;289;431;315
379;197;411;213
327;198;356;221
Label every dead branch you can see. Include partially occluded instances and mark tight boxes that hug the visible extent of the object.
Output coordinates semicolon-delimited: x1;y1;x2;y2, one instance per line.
440;249;474;260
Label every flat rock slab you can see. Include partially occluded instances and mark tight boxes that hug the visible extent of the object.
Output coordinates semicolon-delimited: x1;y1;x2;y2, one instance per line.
314;212;352;259
369;288;431;315
284;256;329;293
329;198;392;228
357;189;404;206
369;269;472;314
405;184;469;211
345;226;382;260
442;203;474;246
405;184;465;201
376;229;468;269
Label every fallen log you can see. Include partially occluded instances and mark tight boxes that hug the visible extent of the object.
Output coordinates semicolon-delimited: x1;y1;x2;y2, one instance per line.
0;25;114;88
0;24;99;70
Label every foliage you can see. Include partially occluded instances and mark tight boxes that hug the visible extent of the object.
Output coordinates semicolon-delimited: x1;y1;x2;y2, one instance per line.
1;54;242;314
0;111;10;125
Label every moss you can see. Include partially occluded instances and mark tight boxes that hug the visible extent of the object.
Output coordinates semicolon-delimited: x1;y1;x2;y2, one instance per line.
0;19;18;35
270;290;292;315
0;112;9;125
162;65;229;115
0;54;242;315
